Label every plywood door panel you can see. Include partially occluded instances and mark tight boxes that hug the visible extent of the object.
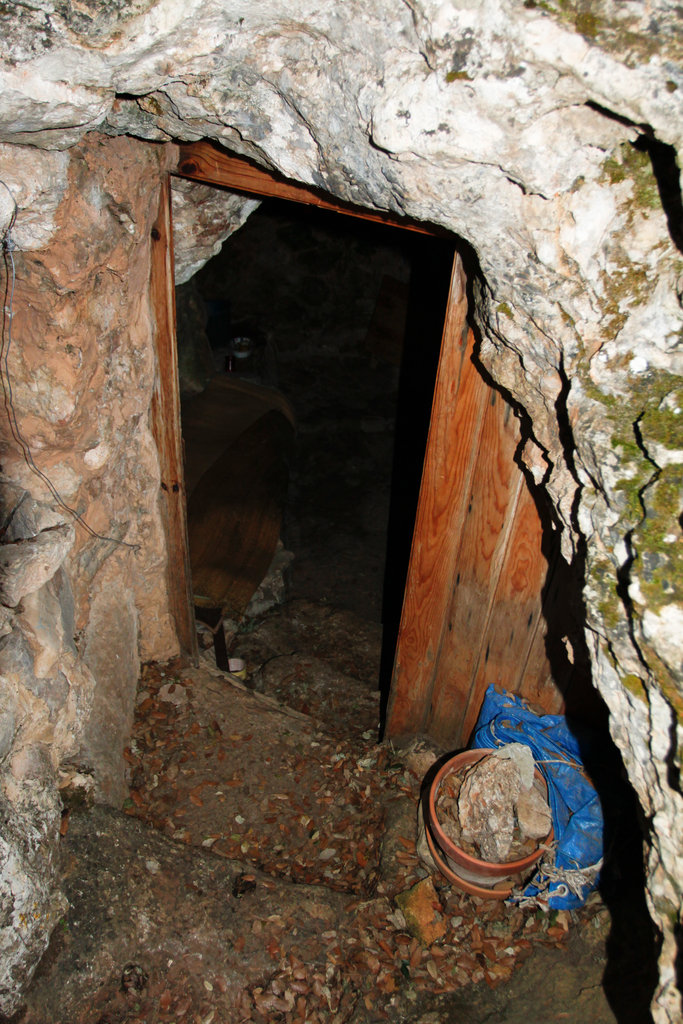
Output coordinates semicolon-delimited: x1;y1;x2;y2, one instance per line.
424;390;529;748
149;176;198;661
470;480;544;694
385;263;558;748
459;478;559;743
384;253;480;738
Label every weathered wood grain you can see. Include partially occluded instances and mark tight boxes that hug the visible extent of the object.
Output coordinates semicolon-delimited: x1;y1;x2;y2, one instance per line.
385;253;479;739
459;474;556;743
425;389;528;747
385;255;562;746
175;141;435;236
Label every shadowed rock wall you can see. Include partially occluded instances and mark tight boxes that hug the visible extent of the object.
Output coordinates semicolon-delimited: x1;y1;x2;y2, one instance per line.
0;135;179;1010
0;1;681;1019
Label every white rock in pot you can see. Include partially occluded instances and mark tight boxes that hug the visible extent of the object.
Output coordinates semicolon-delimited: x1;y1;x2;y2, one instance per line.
516;783;553;841
490;742;536;790
458;754;521;863
490;742;552;842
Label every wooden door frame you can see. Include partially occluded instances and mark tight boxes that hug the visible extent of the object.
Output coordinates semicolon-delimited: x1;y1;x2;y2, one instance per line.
150;140;449;663
150;175;198;661
149;140;556;743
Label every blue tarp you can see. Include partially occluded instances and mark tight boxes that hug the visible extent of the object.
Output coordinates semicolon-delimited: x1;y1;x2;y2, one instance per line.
471;685;604;909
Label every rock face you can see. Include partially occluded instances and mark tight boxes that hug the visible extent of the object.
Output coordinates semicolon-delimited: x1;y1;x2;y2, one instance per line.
171;178;259;286
0;135;181;1013
0;1;681;1019
0;746;66;1013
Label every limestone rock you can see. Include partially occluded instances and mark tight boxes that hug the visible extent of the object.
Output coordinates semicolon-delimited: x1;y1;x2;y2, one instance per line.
0;2;680;1017
0;748;66;1019
0;143;69;249
0;523;74;608
0;691;16;765
80;577;140;806
172;178;259;286
458;754;522;863
400;737;441;784
21;568;76;680
516;784;553;842
490;742;536;790
3;618;70;716
416;802;438;876
158;681;187;706
174;277;214;397
244;542;295;618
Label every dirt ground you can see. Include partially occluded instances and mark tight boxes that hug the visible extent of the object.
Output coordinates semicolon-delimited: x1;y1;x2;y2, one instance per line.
16;645;656;1024
12;201;661;1024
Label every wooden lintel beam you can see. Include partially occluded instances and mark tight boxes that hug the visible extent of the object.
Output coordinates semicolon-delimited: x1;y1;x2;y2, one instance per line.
175;141;436;236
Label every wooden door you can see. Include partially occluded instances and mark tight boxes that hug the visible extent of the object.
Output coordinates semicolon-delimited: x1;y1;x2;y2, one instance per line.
385;253;561;748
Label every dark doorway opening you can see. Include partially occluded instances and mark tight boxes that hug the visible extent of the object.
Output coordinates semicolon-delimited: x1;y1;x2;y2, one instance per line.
174;195;452;711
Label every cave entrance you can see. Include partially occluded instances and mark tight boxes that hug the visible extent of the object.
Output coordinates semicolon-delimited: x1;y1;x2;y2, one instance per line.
150;141;565;748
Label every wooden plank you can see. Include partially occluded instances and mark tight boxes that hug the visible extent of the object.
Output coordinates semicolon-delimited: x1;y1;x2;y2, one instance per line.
385;254;485;739
458;474;556;743
181;375;295;495
149;176;198;661
175;141;436;236
424;389;528;748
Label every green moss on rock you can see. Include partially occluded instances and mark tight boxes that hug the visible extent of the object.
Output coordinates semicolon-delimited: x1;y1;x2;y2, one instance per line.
596;583;621;631
603;143;660;212
640;380;683;449
591;148;662;343
581;370;682;719
633;463;683;608
598;262;650;341
641;647;683;721
566;139;681;716
622;673;648;703
573;8;599;39
539;0;682;65
609;374;683;559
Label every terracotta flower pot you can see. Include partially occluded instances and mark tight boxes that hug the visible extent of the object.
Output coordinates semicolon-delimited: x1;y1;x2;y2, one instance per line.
426;748;552;899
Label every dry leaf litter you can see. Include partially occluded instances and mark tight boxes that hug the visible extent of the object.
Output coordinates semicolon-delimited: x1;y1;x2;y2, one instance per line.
20;627;619;1024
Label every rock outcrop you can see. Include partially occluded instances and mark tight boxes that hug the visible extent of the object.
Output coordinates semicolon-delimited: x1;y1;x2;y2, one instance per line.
0;1;680;1018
